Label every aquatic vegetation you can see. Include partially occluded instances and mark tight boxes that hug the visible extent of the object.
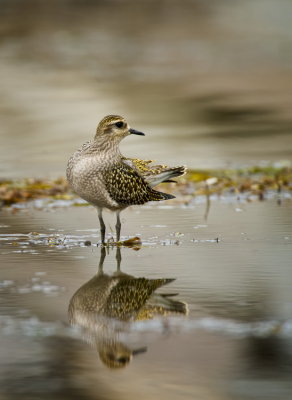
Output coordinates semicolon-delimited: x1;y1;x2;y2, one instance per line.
178;163;292;202
0;177;70;206
0;164;291;207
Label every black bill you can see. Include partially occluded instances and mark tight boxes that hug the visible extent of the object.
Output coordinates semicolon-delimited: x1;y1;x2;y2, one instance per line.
129;128;145;136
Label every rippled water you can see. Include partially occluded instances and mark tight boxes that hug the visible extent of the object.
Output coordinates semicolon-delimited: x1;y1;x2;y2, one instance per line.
1;198;292;399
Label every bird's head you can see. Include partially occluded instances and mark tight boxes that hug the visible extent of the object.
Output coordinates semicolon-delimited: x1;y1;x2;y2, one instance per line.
98;342;147;369
98;342;133;369
94;115;145;143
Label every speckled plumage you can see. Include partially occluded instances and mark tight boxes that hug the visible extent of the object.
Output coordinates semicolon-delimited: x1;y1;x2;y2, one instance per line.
69;273;177;320
122;157;186;187
68;248;187;324
102;162;170;205
66;115;186;242
68;248;188;368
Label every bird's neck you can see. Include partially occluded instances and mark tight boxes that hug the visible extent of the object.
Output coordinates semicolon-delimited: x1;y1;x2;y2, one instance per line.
90;137;122;161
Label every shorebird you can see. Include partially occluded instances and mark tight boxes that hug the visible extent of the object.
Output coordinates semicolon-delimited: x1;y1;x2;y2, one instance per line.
68;247;188;368
66;115;186;244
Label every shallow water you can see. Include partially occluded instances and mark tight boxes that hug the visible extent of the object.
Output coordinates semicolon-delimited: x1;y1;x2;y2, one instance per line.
1;198;292;399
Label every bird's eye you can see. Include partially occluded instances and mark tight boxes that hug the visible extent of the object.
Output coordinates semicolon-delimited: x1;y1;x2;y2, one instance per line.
115;121;124;128
117;356;130;364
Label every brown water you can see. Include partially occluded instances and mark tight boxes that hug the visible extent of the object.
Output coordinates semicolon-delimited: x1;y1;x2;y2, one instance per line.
1;199;292;399
1;1;292;399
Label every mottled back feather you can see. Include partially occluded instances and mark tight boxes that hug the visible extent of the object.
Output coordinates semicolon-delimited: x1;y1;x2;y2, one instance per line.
101;278;174;320
102;162;174;206
122;157;186;186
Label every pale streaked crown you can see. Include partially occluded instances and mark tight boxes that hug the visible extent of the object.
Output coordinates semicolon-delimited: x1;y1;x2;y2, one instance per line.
95;115;128;139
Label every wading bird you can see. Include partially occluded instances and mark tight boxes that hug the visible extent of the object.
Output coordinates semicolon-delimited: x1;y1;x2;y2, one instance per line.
67;115;185;244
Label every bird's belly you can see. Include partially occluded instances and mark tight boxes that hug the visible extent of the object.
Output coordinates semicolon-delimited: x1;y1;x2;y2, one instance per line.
70;159;119;210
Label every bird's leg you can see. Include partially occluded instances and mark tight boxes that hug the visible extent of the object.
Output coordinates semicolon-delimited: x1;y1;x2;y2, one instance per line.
116;247;122;272
98;246;106;275
98;208;106;245
115;211;121;242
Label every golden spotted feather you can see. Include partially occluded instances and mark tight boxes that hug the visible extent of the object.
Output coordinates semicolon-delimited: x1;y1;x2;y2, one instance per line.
101;278;174;320
122;157;186;186
102;162;174;206
122;158;167;175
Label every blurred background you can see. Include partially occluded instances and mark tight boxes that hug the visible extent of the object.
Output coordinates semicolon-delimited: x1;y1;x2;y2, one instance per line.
0;0;291;178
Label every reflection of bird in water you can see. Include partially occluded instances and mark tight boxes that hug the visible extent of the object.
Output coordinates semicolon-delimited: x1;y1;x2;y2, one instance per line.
66;115;186;243
68;247;188;369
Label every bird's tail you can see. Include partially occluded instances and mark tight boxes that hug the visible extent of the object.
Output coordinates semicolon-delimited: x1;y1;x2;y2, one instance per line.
147;166;186;187
160;192;176;200
147;293;188;315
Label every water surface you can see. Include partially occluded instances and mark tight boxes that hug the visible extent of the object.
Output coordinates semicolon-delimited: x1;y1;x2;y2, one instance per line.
1;199;292;399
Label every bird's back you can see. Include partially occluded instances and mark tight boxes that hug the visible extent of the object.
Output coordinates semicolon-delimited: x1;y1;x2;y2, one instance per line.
102;161;175;207
69;273;175;322
122;157;186;187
